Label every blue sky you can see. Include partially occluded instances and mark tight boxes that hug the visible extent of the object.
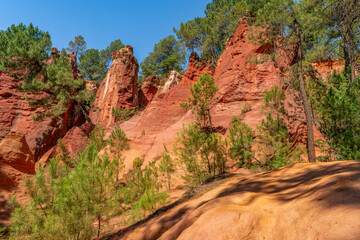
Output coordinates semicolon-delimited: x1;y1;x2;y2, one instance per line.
0;0;210;63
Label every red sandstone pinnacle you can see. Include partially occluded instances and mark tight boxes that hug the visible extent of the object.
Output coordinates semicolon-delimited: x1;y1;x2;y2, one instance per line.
90;45;139;127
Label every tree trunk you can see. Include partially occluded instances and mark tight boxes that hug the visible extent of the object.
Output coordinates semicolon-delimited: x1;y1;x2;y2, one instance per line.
349;30;356;82
342;34;351;79
77;102;93;124
207;109;213;130
97;215;101;238
294;20;317;163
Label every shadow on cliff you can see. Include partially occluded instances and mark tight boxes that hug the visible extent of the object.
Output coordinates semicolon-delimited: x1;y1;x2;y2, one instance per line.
102;161;360;239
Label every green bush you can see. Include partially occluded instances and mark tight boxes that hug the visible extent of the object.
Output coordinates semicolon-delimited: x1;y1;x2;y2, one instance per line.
180;73;218;128
257;114;303;170
241;103;252;114
118;158;168;223
174;123;227;185
228;118;254;167
8;144;118;240
111;108;139;121
307;72;360;160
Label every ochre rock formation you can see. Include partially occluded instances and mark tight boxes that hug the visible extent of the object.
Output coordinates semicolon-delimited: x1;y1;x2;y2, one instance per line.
99;18;328;172
214;18;280;103
0;49;87;225
106;161;360;240
0;132;35;187
101;51;214;170
140;75;161;106
0;69;84;161
312;59;346;80
182;52;214;82
159;70;182;94
90;45;139;126
139;71;183;109
37;123;95;167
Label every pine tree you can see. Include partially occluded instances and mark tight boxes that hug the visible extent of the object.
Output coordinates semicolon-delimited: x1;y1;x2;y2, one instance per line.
254;0;320;162
0;23;51;83
66;35;87;58
325;0;360;82
228;118;255;167
181;73;218;129
0;23;93;123
159;145;175;190
174;123;227;185
108;126;130;183
139;35;186;81
79;48;107;81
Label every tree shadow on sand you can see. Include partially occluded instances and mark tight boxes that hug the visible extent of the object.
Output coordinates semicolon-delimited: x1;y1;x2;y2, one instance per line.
102;161;360;239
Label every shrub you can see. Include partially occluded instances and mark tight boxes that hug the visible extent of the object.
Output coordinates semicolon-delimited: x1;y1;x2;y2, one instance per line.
111;108;139;121
228;118;254;167
257;114;303;170
8;144;118;240
180;73;218;128
159;145;176;190
174;123;227;185
241;103;252;114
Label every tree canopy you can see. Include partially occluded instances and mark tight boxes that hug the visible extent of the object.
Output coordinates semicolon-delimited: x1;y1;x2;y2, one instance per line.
139;35;186;82
0;23;91;122
65;35;87;58
79;39;124;81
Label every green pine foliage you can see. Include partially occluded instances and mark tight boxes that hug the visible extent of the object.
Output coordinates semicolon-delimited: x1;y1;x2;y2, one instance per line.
79;48;107;81
0;23;92;122
174;123;227;185
111;107;139;122
257;114;303;170
108;126;130;182
241;102;252;114
159;145;176;190
0;23;52;82
87;125;108;152
65;35;87;58
180;73;218;128
174;0;249;65
8;127;169;239
25;54;90;121
118;158;168;223
307;72;360;160
139;35;186;82
228;118;254;167
78;39;124;81
8;144;118;240
257;85;304;170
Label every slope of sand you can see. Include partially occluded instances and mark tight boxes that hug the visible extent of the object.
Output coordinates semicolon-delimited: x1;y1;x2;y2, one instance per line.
104;161;360;240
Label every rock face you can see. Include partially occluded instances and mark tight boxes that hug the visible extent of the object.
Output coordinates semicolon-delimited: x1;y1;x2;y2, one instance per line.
0;69;84;161
214;18;280;103
160;71;182;94
0;132;35;187
108;161;360;240
312;59;346;80
90;45;139;126
139;71;183;110
140;75;161;106
99;18;328;172
37;123;95;167
183;52;214;82
102;51;214;172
